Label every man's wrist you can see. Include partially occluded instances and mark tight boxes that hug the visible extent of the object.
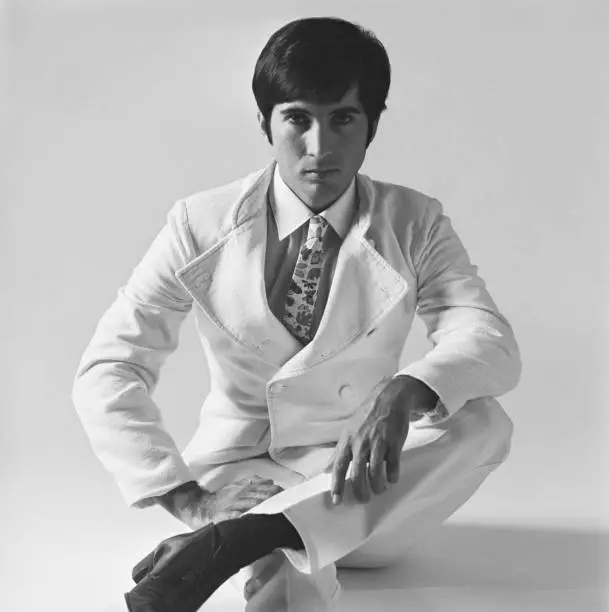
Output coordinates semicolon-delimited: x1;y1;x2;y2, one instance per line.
155;481;209;517
392;375;439;414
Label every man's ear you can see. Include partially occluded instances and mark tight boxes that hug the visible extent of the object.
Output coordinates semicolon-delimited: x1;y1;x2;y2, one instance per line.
369;118;380;143
257;111;273;145
257;111;266;135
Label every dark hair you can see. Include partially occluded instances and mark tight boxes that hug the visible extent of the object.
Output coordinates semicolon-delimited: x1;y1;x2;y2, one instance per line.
252;17;391;147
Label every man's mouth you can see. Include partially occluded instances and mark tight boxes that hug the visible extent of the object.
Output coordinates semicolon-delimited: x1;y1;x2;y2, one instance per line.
304;169;339;177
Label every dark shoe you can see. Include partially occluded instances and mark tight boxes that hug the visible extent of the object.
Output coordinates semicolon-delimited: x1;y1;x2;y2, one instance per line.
124;515;303;612
125;523;233;612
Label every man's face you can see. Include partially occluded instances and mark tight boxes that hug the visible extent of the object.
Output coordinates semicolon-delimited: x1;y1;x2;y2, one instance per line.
261;86;377;212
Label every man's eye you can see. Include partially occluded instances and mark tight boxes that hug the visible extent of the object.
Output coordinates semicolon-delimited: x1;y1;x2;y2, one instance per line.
333;114;354;125
286;114;309;126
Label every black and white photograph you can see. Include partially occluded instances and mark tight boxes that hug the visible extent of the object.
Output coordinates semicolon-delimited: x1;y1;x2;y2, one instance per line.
2;1;608;610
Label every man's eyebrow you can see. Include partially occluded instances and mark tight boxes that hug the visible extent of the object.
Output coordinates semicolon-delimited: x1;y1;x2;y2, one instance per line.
278;105;363;115
331;106;363;114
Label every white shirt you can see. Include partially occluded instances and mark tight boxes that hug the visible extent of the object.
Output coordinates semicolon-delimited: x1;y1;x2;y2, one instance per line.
264;165;357;338
270;164;356;240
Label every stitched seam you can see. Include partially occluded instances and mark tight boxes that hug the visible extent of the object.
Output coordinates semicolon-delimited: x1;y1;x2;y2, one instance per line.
412;197;440;273
179;198;199;260
193;304;281;370
273;293;406;380
232;166;270;228
275;247;408;378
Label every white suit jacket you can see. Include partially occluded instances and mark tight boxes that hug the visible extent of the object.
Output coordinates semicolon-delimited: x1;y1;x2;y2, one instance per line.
72;161;521;509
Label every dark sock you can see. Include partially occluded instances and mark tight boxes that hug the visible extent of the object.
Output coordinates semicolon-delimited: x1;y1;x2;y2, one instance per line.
215;513;305;554
126;513;306;611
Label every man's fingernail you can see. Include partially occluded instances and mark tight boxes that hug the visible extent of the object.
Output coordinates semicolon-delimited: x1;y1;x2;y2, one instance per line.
332;494;341;505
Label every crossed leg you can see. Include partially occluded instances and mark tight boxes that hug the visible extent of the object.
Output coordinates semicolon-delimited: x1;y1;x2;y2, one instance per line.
195;397;513;611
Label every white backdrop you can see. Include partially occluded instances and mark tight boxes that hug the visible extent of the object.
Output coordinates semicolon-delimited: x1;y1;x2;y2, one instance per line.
2;1;608;610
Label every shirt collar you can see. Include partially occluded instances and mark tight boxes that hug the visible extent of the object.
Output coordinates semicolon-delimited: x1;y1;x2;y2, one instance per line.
270;164;356;241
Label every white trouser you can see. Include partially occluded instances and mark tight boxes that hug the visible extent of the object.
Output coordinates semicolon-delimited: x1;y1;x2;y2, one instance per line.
194;396;513;611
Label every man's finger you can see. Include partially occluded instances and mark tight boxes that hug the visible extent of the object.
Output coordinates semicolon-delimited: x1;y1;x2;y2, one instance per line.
350;442;371;503
386;446;402;484
239;476;274;489
252;483;284;494
368;440;388;495
331;444;353;505
249;475;276;484
323;449;337;474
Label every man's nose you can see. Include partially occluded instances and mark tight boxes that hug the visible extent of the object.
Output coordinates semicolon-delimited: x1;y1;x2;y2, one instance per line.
305;123;334;159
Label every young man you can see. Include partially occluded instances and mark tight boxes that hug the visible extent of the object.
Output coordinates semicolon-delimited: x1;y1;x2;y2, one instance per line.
72;17;521;611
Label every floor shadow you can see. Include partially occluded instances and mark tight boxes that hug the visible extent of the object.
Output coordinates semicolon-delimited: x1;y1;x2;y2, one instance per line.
337;523;609;590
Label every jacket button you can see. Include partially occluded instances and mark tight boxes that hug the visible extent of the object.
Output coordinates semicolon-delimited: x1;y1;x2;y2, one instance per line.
338;384;354;401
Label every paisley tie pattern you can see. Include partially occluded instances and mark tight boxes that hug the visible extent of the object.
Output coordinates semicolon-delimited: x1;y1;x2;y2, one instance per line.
282;215;331;344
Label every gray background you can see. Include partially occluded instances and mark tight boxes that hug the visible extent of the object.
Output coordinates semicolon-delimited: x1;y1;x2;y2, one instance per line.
2;1;608;610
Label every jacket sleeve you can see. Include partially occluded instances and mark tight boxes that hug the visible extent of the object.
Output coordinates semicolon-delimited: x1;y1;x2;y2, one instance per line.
397;198;522;420
71;200;198;509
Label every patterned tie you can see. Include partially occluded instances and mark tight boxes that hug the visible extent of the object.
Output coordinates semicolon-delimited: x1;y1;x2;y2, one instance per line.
282;215;331;344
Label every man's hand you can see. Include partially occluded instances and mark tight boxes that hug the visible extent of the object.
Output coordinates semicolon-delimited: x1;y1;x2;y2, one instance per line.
156;476;284;530
328;375;438;505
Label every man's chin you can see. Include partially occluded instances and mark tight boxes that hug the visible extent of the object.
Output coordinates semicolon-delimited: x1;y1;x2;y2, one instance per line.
299;184;343;211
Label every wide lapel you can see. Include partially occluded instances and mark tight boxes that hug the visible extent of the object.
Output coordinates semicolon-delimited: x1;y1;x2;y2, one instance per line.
274;175;410;377
175;162;302;367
